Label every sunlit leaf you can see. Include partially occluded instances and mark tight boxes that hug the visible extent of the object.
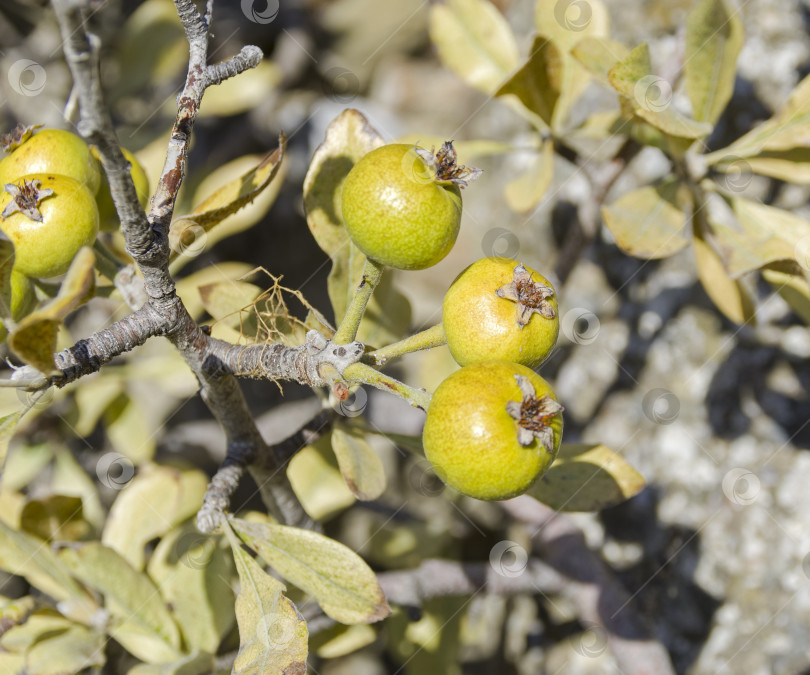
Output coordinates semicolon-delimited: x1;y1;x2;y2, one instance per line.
608;43;712;139
198;280;263;337
571;37;629;86
176;262;257;321
8;247;95;374
59;543;182;663
535;0;610;128
526;443;645;511
302;109;383;325
331;425;386;501
127;651;216;675
200;61;281;117
496;36;562;127
312;623;377;659
223;521;308;675
231;517;390;624
357;273;412;347
103;392;156;464
693;224;756;324
706;74;810;164
169;138;286;270
0;520;89;606
504;139;555;212
0;411;22;473
102;463;208;570
147;522;235;654
601;180;692;258
428;0;520;95
51;446;104;529
0;239;16;322
762;268;810;324
287;434;356;521
685;0;743;125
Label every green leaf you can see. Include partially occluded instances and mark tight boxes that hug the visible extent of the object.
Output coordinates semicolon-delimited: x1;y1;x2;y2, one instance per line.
223;521;308;675
0;411;22;473
762;268;810;324
709;196;810;277
685;0;743;125
504;139;554;212
198;280;263;338
8;247;96;374
103;392;157;464
127;651;216;675
200;60;281;117
51;446;104;529
71;373;125;438
428;0;520;95
496;36;562;127
356;272;412;347
302;109;383;325
534;0;610;129
287;434;356;521
59;543;182;664
706;74;810;164
0;238;16;322
608;43;712;139
231;517;390;624
169;136;286;264
147;522;235;654
571;37;629;86
20;495;92;543
526;443;645;511
0;520;89;607
601;180;692;258
693;223;756;324
0;611;105;674
331;426;386;501
102;463;208;570
312;623;377;659
176;262;257;321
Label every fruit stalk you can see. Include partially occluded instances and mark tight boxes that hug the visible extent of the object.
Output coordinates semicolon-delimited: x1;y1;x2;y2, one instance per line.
342;361;432;411
332;257;385;344
365;323;446;365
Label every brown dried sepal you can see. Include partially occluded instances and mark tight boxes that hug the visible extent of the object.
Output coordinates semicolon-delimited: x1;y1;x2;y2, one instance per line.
505;374;564;451
1;123;42;153
2;180;54;222
496;263;556;327
414;141;483;188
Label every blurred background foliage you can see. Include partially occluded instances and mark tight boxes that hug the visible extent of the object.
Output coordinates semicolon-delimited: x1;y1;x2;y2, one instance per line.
1;0;810;673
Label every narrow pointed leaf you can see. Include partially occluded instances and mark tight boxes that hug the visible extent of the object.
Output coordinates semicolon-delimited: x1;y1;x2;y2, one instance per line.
571;37;629;86
693;224;756;324
0;521;88;604
429;0;520;95
685;0;743;124
763;268;810;324
223;522;308;675
496;36;562;126
609;43;712;139
168;136;286;263
0;411;21;471
331;426;386;501
526;443;645;511
231;517;390;624
602;180;692;258
0;239;16;322
58;543;182;663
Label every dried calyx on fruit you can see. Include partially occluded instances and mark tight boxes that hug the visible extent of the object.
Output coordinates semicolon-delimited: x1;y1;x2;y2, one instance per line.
496;263;556;326
506;374;564;451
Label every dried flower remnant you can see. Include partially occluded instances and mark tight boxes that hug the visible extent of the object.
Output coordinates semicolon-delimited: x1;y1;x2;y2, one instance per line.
414;141;483;188
505;374;564;450
496;263;556;327
1;123;42;153
2;180;54;222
